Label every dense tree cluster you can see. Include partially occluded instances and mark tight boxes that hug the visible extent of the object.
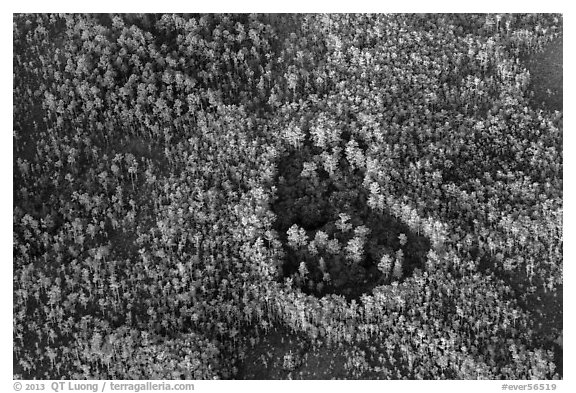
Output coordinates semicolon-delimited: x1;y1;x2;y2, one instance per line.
14;13;562;380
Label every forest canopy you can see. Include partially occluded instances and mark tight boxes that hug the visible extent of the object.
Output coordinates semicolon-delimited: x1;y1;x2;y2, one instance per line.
13;13;562;380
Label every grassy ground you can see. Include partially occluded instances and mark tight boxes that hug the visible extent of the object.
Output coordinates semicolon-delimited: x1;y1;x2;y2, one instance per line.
521;35;563;112
236;327;350;379
236;326;388;379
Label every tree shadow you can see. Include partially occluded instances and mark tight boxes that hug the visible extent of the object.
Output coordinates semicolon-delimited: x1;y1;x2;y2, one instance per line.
271;145;431;300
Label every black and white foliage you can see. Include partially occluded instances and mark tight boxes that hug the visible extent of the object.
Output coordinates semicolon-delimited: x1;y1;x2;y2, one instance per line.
13;13;562;380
